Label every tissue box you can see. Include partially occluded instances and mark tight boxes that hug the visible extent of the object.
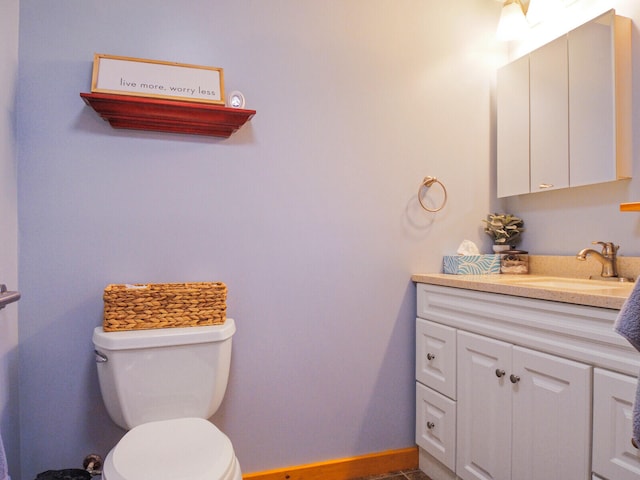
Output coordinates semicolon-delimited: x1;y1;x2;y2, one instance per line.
443;255;501;275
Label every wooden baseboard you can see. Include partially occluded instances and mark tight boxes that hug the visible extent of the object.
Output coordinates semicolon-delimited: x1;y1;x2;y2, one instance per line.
242;446;418;480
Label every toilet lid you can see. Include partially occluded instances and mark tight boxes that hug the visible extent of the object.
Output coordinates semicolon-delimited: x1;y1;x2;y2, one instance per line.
106;418;234;480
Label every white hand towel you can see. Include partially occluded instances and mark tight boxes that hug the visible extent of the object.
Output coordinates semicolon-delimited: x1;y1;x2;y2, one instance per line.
0;432;10;480
615;279;640;447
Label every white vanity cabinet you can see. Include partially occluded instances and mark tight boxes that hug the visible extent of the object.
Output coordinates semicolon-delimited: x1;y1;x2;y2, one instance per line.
457;331;591;480
496;9;631;198
416;319;457;471
416;319;456;399
416;381;456;472
415;282;640;480
593;368;640;480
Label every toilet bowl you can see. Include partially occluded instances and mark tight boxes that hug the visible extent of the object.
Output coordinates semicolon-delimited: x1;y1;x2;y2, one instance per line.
93;320;240;480
102;418;241;480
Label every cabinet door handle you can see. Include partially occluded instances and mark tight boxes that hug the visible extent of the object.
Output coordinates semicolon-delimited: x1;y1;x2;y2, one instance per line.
538;183;554;189
510;374;520;384
427;353;436;360
495;369;506;378
427;421;435;430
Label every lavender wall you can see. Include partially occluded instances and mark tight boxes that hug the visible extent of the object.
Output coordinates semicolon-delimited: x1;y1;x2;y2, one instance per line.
0;0;20;478
16;0;640;478
17;1;500;478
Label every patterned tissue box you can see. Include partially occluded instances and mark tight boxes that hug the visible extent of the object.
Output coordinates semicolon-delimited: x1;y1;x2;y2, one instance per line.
443;255;501;275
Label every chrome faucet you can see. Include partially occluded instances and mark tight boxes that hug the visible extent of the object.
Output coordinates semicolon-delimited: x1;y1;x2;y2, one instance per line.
576;241;619;278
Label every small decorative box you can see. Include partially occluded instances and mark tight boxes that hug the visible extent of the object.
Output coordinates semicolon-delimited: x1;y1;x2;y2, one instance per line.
500;250;529;274
443;255;502;275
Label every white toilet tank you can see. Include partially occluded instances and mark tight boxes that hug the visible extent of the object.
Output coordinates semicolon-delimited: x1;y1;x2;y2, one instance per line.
92;319;235;430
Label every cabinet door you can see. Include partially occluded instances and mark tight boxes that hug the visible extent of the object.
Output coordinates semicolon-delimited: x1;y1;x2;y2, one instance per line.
497;54;530;198
416;382;457;471
457;331;512;480
593;368;640;480
511;346;591;480
568;12;631;186
530;35;569;193
416;319;456;399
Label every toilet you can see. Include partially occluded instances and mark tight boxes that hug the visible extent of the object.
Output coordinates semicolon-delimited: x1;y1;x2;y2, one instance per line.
92;319;241;480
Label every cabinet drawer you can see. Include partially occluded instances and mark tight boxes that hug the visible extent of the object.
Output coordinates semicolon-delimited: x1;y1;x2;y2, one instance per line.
593;368;640;480
416;318;456;399
416;382;456;472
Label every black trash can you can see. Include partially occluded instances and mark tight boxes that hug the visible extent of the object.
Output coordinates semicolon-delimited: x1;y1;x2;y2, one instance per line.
35;469;91;480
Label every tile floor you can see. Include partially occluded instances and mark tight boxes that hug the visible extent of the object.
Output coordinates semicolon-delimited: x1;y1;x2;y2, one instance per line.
352;469;432;480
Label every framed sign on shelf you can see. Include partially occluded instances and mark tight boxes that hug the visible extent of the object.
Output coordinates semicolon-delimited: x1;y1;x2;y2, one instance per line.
91;54;225;105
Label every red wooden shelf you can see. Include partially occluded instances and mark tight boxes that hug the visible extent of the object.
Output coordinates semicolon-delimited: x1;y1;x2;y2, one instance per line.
80;92;256;138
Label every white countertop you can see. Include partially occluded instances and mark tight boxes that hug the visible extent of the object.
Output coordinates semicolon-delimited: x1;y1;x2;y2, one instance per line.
411;273;634;310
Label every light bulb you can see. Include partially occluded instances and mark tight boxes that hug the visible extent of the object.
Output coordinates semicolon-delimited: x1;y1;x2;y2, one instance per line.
496;0;529;41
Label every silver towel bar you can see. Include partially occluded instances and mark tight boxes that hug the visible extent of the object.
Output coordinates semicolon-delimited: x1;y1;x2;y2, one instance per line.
0;284;20;310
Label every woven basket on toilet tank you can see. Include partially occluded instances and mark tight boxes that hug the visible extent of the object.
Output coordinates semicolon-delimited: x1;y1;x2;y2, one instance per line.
103;282;227;331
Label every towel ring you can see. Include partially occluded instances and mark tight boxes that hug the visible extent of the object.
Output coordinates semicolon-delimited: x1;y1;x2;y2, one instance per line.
418;176;447;212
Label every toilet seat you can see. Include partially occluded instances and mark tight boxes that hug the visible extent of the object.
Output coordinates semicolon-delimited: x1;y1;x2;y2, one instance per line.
103;417;238;480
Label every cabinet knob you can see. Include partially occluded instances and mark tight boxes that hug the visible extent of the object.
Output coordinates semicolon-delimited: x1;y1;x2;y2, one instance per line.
510;374;521;384
427;353;436;361
495;369;506;378
427;421;435;430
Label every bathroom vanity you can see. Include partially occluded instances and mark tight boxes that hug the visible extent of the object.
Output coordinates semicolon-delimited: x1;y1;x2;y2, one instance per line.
412;274;640;480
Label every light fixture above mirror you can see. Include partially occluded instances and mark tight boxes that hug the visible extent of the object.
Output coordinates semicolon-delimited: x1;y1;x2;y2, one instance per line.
496;0;581;41
496;0;529;41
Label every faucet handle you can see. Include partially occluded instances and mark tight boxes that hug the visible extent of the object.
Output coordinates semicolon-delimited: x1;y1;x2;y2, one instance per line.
592;241;619;256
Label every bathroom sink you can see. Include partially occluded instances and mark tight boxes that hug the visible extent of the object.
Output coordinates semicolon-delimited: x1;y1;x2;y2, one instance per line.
498;276;635;294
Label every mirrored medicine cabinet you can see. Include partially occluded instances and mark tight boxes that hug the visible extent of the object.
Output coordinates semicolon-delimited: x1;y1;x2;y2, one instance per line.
496;10;631;198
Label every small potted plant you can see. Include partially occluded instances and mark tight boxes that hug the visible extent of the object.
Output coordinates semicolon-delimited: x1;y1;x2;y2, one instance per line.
482;213;524;252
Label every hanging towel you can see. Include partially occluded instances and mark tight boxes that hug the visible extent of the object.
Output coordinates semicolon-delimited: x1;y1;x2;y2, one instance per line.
615;279;640;447
616;280;640;350
0;431;10;480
